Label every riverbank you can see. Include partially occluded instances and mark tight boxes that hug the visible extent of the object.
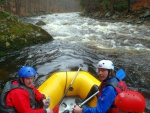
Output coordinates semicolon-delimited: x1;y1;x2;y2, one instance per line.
0;11;53;57
80;9;150;26
79;0;150;26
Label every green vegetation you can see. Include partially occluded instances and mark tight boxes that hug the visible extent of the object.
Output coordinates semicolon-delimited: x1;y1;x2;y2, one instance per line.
80;0;128;13
0;11;53;57
0;11;10;19
79;0;150;22
0;0;4;5
114;1;128;12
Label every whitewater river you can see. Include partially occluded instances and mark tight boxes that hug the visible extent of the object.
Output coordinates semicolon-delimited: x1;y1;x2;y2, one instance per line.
0;12;150;112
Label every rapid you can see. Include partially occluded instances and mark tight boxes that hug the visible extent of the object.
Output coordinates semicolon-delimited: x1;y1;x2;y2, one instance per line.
0;12;150;112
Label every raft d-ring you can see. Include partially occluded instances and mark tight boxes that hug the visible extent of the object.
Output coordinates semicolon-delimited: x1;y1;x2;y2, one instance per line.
61;102;67;108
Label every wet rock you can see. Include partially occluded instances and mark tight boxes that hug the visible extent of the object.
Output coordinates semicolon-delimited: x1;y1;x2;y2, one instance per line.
36;21;46;25
143;10;150;18
112;14;119;20
136;20;143;24
0;12;53;57
105;11;114;18
139;10;150;21
124;20;132;23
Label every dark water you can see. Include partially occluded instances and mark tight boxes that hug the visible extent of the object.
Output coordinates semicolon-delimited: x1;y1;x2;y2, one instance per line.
0;12;150;112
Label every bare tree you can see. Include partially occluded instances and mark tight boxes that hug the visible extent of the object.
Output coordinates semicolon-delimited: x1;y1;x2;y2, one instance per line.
0;0;81;15
127;0;131;13
4;0;10;12
15;0;21;14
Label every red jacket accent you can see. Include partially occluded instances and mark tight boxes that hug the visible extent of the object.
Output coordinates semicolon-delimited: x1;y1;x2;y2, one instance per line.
6;81;45;113
98;79;128;113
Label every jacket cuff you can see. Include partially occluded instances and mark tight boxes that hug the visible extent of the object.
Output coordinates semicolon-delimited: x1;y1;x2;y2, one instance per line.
41;94;46;103
44;109;47;113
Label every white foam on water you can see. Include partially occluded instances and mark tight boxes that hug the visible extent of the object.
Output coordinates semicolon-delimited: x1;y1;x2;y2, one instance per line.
26;12;150;51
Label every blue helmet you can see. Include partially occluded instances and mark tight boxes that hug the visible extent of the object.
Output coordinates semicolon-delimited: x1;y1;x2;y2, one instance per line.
18;66;36;78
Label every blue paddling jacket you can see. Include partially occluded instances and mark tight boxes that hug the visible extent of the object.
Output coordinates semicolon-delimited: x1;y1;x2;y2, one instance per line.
83;78;118;113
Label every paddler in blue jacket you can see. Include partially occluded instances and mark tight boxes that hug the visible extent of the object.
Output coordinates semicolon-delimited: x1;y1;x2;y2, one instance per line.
73;60;127;113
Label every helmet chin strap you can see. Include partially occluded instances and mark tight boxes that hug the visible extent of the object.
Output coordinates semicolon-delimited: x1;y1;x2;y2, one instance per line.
106;70;111;80
18;77;25;85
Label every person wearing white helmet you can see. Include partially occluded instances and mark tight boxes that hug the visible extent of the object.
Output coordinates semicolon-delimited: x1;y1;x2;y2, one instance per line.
0;66;53;113
97;60;115;81
73;60;128;113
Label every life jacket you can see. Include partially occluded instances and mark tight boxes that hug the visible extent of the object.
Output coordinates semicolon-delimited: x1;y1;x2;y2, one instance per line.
0;80;38;113
98;77;128;113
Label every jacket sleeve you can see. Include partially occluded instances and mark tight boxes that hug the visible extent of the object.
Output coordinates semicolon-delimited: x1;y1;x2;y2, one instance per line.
32;86;46;103
83;86;117;113
9;88;46;113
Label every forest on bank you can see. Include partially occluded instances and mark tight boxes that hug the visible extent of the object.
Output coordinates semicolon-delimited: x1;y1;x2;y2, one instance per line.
0;0;150;16
79;0;150;21
0;0;81;15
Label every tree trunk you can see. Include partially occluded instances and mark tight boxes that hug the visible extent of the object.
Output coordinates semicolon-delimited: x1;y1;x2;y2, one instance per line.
15;0;21;14
4;0;10;12
127;0;131;13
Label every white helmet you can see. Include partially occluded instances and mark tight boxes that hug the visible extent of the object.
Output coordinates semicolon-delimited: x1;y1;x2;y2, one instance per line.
98;60;114;70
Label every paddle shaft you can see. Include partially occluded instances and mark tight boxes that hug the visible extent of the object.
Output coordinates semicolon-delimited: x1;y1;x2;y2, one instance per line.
60;67;82;104
79;90;99;107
